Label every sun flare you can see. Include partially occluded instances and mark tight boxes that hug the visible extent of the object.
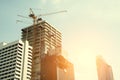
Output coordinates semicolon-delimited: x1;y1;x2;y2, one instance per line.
68;48;98;80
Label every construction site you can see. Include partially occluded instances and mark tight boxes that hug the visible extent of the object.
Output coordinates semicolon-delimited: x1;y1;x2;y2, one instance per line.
0;7;74;80
21;8;74;80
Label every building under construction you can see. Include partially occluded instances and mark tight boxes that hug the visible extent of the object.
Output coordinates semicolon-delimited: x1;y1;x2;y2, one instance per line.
21;20;62;80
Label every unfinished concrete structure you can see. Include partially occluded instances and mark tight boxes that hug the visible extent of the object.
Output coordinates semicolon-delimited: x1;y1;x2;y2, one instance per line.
21;21;62;80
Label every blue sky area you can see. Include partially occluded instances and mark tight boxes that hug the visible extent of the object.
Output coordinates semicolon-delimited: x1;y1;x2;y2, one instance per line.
1;0;120;80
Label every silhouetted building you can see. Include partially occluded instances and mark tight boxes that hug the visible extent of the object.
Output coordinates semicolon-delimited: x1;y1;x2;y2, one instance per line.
96;56;114;80
41;55;74;80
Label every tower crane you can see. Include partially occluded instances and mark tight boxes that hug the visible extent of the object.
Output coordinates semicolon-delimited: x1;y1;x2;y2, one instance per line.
18;8;67;25
29;8;37;25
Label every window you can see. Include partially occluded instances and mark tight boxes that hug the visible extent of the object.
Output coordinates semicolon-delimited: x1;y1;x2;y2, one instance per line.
15;73;20;77
18;43;23;46
18;53;22;56
16;63;21;66
28;48;32;51
16;70;20;73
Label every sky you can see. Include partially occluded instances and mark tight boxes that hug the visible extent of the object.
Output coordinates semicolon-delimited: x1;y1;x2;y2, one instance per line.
0;0;120;80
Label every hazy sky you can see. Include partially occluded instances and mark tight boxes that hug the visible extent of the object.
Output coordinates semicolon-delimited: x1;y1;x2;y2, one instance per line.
0;0;120;80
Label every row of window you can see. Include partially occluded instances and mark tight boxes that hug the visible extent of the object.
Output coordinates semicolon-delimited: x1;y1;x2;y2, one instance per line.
0;56;16;63
0;53;17;60
0;60;16;67
0;47;18;54
0;69;17;75
0;65;16;71
0;43;18;51
0;49;17;56
0;51;22;61
0;73;20;80
0;70;15;76
0;43;23;54
0;74;14;80
0;51;17;58
0;62;21;71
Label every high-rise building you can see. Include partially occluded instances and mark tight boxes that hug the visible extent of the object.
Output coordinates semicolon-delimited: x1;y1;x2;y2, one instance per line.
41;54;74;80
96;56;114;80
21;21;62;80
0;40;32;80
